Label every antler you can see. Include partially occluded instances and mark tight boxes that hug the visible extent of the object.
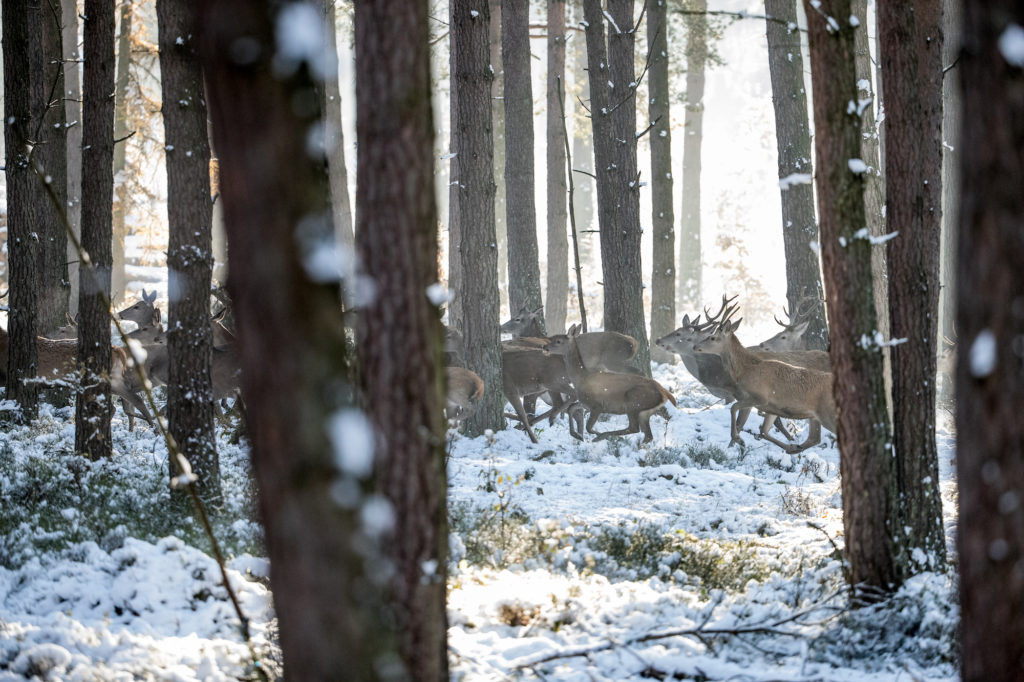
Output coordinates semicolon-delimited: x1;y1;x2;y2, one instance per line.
703;294;739;325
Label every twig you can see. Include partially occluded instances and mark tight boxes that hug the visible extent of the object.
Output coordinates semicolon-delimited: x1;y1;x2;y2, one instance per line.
558;75;588;333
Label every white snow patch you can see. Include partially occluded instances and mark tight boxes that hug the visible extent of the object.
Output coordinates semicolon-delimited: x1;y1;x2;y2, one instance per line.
969;329;997;378
778;173;812;190
998;23;1024;68
848;158;869;174
274;3;337;81
327;409;376;479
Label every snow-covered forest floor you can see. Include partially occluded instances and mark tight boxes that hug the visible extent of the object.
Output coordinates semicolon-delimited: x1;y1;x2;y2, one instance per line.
0;355;960;681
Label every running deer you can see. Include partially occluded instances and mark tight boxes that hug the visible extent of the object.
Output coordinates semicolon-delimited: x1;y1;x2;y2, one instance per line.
692;319;837;454
0;326;154;429
546;324;675;443
501;348;582;443
502;306;640;374
756;296;818;351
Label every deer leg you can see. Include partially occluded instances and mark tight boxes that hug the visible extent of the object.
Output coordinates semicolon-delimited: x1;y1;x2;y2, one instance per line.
594;413;642;441
566;402;585;440
585;409;602;435
735;406;753;430
771;416;794;440
507;394;539;443
756;417;806;452
786;420;822;454
728;402;747;447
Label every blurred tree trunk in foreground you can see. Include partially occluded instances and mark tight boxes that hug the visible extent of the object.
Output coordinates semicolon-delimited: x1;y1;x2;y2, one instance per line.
956;2;1024;678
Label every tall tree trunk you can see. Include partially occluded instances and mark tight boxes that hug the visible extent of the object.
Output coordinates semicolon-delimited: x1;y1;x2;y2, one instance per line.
937;0;961;405
648;0;675;363
546;0;568;334
956;3;1024;678
355;1;449;675
583;0;651;375
110;0;131;305
453;0;504;435
804;0;899;597
678;0;706;311
489;0;507;296
157;0;218;503
764;0;827;350
76;0;116;459
38;0;70;335
200;1;397;677
446;0;463;331
878;0;946;578
64;0;83;314
3;0;43;420
503;0;543;323
324;0;355;249
570;7;597;291
852;0;892;417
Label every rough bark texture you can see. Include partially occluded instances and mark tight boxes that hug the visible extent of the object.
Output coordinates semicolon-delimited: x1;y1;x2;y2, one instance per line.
956;2;1024;678
200;1;397;678
447;0;463;330
38;0;70;335
852;0;892;417
648;0;675;363
355;1;449;675
489;0;507;295
937;0;961;405
570;8;597;291
503;0;544;323
546;0;569;334
3;0;42;419
583;0;651;375
764;0;827;350
878;0;946;578
157;0;219;502
804;0;899;596
324;0;355;249
453;0;504;435
64;0;83;313
75;0;116;458
110;0;131;305
678;0;705;311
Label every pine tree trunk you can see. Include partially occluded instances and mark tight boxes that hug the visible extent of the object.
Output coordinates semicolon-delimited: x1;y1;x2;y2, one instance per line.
648;0;675;363
110;0;131;305
956;2;1024;678
678;0;705;311
878;0;946;578
503;0;544;323
38;2;70;335
546;0;569;335
489;0;507;295
583;0;651;375
852;0;892;418
446;0;463;330
453;0;504;435
64;0;83;314
76;0;116;459
570;7;597;295
323;0;355;249
3;0;42;420
804;0;898;597
200;1;397;677
157;0;219;503
355;2;449;674
764;0;827;350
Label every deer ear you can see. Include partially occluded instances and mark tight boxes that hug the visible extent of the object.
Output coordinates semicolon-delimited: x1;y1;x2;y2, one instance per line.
730;319;742;332
681;314;690;327
793;320;810;335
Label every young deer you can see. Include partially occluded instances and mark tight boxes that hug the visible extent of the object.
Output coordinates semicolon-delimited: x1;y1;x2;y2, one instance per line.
547;324;675;443
693;319;837;454
501;348;582;443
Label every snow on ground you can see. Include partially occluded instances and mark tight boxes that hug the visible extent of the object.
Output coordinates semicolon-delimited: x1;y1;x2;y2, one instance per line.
0;361;959;680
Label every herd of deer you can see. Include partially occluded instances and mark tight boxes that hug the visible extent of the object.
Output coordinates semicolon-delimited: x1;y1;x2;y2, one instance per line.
0;289;241;429
447;295;837;453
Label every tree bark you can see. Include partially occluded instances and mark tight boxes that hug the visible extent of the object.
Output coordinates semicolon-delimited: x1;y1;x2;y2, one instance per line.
956;2;1024;678
583;0;651;375
452;0;504;435
64;0;83;314
546;0;568;335
200;1;397;677
804;0;899;597
503;0;544;323
648;0;676;363
110;0;131;305
323;0;355;249
678;0;706;311
355;1;449;675
570;7;597;291
878;0;946;578
157;0;219;503
489;0;507;296
446;0;463;331
38;0;71;335
76;0;116;458
764;0;827;350
3;0;43;420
